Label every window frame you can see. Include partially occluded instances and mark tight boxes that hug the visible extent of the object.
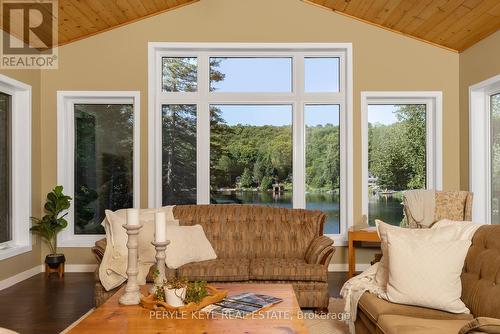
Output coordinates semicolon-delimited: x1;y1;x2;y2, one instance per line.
361;91;443;224
0;74;32;261
469;74;500;224
148;43;353;243
57;91;141;247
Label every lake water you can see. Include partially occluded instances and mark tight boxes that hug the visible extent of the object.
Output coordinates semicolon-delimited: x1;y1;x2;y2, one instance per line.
213;190;404;234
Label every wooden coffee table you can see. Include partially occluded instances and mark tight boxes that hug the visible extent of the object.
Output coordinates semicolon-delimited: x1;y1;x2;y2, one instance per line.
68;283;309;334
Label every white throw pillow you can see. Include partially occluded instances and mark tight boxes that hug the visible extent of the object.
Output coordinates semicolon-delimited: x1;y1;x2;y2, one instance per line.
374;220;399;287
386;234;471;314
374;220;480;289
166;224;217;269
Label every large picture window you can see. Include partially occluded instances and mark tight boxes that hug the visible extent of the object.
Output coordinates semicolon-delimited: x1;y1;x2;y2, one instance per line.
491;93;500;224
74;104;134;234
367;104;426;226
58;91;140;246
149;44;353;241
362;92;442;227
0;75;31;260
0;92;11;244
470;75;500;225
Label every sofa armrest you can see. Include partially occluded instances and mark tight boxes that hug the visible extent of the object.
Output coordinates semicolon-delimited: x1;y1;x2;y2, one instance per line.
459;317;500;334
91;238;107;265
305;236;335;265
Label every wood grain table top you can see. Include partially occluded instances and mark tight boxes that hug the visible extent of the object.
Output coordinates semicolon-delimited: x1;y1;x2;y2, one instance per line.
68;283;309;334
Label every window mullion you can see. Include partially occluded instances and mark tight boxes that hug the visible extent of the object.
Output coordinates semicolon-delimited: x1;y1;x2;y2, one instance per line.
293;54;305;209
197;54;210;204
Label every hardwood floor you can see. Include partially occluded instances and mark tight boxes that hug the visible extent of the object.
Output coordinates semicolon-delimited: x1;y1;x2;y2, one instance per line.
328;271;349;298
0;273;95;334
0;272;347;333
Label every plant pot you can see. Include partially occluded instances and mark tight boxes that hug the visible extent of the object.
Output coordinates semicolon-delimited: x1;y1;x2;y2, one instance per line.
45;253;65;269
165;286;186;307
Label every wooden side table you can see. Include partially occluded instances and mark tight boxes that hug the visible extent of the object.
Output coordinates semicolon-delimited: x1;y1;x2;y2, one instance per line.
348;226;381;278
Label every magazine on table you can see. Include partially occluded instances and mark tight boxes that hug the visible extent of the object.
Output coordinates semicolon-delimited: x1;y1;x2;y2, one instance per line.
202;292;283;318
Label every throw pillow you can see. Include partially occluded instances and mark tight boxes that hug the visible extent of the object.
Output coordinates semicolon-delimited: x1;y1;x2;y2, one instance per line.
375;219;480;289
165;224;217;269
386;234;471;314
105;208;179;263
374;219;400;287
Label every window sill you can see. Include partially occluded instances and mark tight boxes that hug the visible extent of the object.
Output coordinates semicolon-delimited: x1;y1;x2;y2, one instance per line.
57;234;105;248
0;244;32;261
325;234;347;247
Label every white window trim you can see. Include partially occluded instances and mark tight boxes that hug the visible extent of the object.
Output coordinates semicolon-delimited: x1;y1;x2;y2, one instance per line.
361;91;443;223
57;91;141;247
148;43;353;244
0;74;32;261
469;74;500;224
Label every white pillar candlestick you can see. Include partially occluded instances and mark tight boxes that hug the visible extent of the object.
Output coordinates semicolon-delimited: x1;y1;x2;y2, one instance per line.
155;211;167;243
119;209;142;305
149;240;170;294
127;208;140;225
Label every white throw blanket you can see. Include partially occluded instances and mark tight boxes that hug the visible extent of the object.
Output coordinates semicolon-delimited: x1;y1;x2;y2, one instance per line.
404;189;435;227
340;263;387;334
99;206;176;291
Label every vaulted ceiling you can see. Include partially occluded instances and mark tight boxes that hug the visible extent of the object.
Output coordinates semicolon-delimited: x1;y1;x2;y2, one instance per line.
2;0;500;52
305;0;500;51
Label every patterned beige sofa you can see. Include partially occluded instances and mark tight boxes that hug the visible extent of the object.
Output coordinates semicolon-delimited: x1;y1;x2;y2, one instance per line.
92;204;335;309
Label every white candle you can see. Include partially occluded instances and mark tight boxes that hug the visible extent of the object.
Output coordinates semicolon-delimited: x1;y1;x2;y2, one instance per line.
155;211;167;242
127;208;140;226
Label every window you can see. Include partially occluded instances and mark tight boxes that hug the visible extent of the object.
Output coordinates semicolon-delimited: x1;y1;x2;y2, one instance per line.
149;43;353;242
162;104;197;205
470;75;500;224
0;92;10;244
0;75;31;261
361;92;442;226
491;93;500;224
210;104;293;207
305;104;340;234
58;91;140;246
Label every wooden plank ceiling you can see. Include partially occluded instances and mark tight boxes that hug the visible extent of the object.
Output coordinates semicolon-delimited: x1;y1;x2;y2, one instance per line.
1;0;198;48
2;0;499;51
57;0;198;45
304;0;500;51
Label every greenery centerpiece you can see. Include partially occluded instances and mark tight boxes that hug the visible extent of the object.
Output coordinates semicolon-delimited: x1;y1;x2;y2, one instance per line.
152;272;209;306
30;185;72;268
164;277;188;307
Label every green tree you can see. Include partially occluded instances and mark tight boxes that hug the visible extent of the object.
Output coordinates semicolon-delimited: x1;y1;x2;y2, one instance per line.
240;168;253;188
369;105;426;190
260;175;273;190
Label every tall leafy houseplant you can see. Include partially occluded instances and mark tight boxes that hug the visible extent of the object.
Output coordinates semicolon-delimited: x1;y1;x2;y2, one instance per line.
30;186;72;266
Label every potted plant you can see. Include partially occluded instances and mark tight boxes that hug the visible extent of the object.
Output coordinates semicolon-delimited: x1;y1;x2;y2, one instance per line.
30;185;72;269
165;277;188;307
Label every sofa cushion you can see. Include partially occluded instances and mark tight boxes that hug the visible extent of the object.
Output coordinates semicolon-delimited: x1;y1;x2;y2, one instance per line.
358;293;474;324
377;315;469;334
249;258;327;281
177;258;249;281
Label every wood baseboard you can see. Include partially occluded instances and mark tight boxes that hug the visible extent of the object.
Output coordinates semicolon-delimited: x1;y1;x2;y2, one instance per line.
0;263;98;290
328;263;370;272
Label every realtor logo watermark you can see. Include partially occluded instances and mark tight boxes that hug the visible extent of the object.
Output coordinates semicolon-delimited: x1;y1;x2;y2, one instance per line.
1;0;58;69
